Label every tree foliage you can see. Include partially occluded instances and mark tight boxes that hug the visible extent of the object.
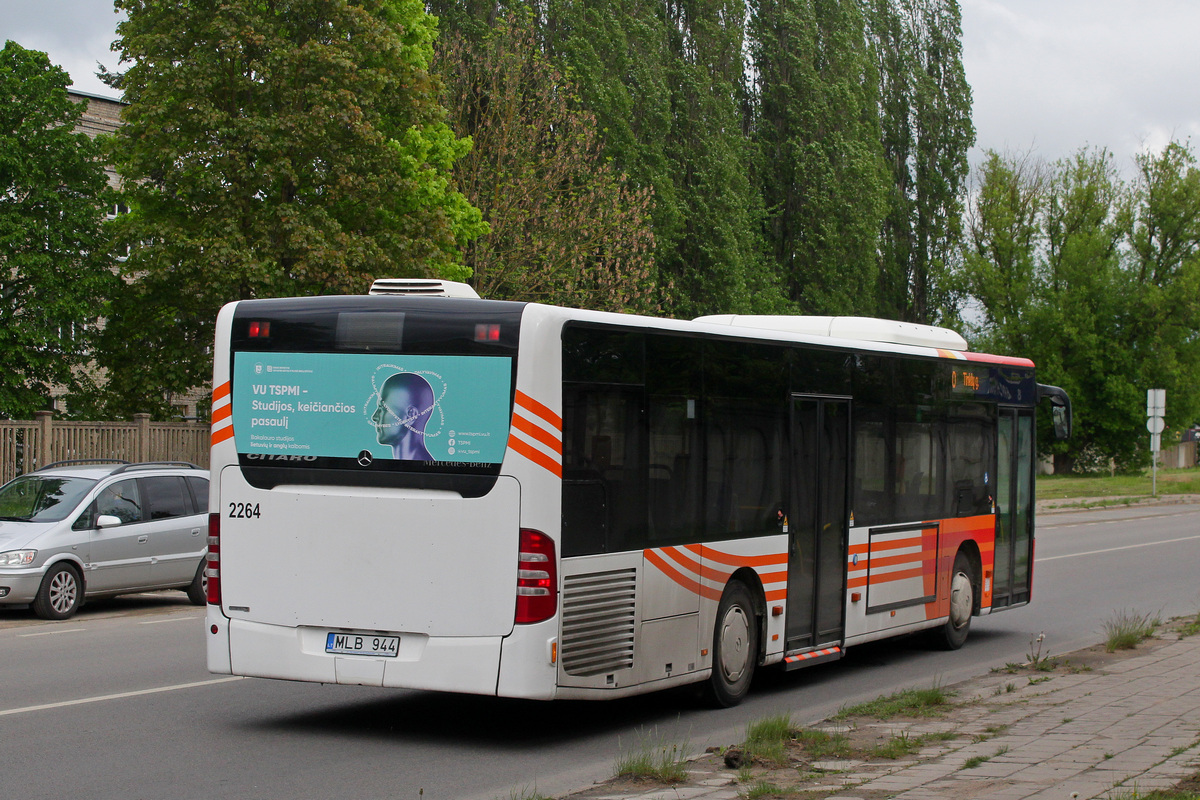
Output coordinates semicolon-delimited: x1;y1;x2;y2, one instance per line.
865;0;973;323
539;0;773;317
435;15;660;311
959;144;1200;471
99;0;485;417
0;41;116;418
749;0;889;314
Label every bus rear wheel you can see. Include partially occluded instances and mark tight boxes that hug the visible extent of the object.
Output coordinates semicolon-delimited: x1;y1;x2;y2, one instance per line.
703;581;759;707
932;551;975;650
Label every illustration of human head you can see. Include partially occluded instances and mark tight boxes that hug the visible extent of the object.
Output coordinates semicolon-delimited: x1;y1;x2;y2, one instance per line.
371;372;435;460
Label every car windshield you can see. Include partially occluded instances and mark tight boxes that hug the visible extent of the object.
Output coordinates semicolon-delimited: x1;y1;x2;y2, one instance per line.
0;475;97;522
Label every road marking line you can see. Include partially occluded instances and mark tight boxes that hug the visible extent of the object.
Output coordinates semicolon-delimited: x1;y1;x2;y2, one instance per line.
138;616;193;625
18;628;85;637
0;677;244;717
1040;533;1200;562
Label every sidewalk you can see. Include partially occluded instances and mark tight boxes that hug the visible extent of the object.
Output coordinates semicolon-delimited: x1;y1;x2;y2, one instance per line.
567;628;1200;800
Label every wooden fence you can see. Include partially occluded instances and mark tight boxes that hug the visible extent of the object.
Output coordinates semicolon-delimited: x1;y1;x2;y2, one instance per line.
0;412;209;483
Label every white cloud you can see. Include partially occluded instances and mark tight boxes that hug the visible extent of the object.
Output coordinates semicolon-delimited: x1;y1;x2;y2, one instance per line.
962;0;1200;173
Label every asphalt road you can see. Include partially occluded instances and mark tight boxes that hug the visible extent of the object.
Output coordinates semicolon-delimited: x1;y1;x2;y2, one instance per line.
4;502;1199;800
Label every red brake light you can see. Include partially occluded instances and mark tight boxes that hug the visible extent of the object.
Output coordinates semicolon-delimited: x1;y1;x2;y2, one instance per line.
474;323;501;342
515;529;557;624
206;512;221;604
248;321;270;338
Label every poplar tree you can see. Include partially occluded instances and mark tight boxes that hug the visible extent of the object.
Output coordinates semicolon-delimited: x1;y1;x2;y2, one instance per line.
749;0;889;314
541;0;772;316
866;0;973;324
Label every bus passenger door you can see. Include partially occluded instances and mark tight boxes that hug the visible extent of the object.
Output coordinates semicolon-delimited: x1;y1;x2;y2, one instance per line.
785;397;850;652
993;408;1034;607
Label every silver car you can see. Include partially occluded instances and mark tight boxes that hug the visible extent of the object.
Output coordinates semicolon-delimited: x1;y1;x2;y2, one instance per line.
0;460;209;619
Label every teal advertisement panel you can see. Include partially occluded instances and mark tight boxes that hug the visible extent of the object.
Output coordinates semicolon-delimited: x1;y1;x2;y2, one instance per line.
232;352;513;463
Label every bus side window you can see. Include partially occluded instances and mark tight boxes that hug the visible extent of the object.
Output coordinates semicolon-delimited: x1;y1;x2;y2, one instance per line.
561;385;645;556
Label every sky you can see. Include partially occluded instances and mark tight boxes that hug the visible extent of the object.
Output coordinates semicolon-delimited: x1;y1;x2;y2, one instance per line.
4;0;1200;177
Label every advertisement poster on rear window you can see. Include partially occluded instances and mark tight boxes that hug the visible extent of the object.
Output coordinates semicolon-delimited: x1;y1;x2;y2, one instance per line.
232;353;512;464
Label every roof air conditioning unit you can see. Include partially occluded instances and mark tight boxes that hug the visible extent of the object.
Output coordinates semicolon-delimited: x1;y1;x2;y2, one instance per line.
368;278;480;299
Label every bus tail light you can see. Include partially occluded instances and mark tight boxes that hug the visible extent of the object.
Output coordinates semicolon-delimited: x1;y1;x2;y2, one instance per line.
206;513;221;605
515;529;557;624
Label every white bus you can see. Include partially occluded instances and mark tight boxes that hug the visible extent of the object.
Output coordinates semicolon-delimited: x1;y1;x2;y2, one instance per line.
206;281;1069;705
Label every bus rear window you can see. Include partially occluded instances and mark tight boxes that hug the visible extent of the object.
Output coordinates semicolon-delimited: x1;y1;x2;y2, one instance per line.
229;297;523;493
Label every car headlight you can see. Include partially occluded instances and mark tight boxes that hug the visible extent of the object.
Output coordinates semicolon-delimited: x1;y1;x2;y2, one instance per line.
0;550;37;567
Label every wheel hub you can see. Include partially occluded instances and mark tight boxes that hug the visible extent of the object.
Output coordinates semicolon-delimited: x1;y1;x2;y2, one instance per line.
718;605;751;681
948;569;973;629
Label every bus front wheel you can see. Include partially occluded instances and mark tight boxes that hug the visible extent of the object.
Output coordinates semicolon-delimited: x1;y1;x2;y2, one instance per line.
932;551;975;650
703;581;759;707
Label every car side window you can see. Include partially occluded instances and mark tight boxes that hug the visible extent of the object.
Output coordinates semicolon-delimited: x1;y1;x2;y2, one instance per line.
95;479;144;525
185;476;209;514
141;476;191;520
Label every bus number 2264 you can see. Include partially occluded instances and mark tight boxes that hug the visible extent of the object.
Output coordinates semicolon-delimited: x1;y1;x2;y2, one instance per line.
228;502;261;519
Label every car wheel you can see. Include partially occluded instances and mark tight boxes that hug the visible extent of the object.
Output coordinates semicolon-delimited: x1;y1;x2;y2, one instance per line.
32;563;84;620
932;551;975;650
185;559;207;605
702;581;759;707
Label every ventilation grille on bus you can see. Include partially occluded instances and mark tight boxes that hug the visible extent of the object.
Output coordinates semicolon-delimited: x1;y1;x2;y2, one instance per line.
367;278;480;298
561;568;637;677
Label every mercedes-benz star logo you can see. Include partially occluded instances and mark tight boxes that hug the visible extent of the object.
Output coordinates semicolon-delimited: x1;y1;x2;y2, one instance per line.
357;450;374;467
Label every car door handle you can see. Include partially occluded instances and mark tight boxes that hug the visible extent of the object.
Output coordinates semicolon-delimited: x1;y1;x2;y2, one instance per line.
191;528;201;536
138;535;149;544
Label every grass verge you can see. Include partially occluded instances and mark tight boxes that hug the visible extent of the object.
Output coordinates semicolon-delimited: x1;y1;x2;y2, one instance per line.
833;685;954;720
613;729;691;783
1103;609;1161;652
1036;468;1200;502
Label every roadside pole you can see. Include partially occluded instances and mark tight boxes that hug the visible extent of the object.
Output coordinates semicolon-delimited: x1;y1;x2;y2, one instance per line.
1147;389;1165;497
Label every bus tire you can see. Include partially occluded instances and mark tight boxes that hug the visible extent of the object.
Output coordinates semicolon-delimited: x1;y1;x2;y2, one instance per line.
703;581;759;707
932;551;975;650
32;563;84;620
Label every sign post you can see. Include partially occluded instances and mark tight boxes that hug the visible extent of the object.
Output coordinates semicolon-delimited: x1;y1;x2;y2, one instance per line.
1147;389;1165;496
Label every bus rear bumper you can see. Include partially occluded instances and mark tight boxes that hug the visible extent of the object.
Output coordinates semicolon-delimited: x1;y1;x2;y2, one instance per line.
223;617;504;695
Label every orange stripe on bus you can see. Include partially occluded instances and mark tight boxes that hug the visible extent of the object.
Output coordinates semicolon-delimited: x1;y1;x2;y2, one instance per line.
211;425;234;446
512;412;562;455
662;547;745;587
765;588;788;601
507;434;562;477
645;550;722;601
212;382;231;402
861;551;932;570
682;544;787;568
661;546;703;574
866;536;925;552
211;404;232;423
868;566;925;585
515;390;562;431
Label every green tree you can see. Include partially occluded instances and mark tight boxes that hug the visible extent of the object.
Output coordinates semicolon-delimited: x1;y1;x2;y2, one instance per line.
866;0;973;323
541;0;773;316
749;0;889;314
435;16;659;311
960;144;1200;471
100;0;486;417
961;149;1045;353
0;41;117;418
1124;142;1200;447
